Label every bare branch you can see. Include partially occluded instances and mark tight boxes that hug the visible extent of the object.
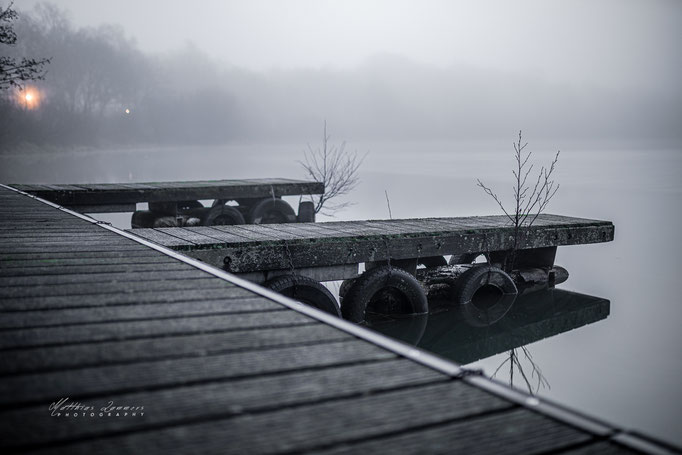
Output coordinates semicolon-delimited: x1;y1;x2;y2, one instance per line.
298;120;367;215
477;131;561;271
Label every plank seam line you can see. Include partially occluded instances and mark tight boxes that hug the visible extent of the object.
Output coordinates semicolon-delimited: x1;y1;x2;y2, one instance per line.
0;278;235;300
0;295;267;313
535;438;610;455
0;334;353;378
0;307;289;331
0;184;630;443
276;403;521;455
0;321;324;352
0;295;272;314
200;225;255;241
0;273;229;288
2;375;454;453
0;355;397;413
150;228;199;246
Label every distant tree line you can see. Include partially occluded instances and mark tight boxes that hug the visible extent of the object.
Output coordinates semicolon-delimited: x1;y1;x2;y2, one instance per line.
0;3;245;149
1;3;679;151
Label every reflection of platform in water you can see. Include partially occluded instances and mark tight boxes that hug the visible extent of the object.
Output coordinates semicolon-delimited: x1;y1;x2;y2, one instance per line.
367;288;610;365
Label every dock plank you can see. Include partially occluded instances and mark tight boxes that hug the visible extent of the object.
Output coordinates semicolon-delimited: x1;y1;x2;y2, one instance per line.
0;310;310;349
313;407;593;455
0;296;281;329
0;324;344;374
0;285;255;311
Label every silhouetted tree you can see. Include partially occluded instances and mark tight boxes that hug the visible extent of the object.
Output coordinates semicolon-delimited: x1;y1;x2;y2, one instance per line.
477;131;560;271
299;121;366;216
0;2;49;90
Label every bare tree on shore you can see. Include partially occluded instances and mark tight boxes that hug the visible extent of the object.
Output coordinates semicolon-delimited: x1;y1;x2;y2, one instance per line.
0;2;50;90
299;121;366;216
477;130;560;271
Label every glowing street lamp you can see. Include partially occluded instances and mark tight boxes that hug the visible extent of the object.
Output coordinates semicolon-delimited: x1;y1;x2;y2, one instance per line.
18;88;40;110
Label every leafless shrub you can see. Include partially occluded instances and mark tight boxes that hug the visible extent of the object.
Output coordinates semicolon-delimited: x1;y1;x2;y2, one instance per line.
299;121;366;216
477;130;560;270
0;3;51;90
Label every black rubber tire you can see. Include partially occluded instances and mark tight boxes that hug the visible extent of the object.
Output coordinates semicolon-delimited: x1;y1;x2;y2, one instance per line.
297;201;316;223
249;198;297;224
342;266;428;323
264;275;341;317
177;200;203;212
338;278;356;300
130;210;157;229
153;216;179;228
148;201;176;215
204;204;246;226
453;265;517;327
419;256;447;268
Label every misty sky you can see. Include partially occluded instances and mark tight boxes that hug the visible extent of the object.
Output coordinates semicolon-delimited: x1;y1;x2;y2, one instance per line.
17;0;682;94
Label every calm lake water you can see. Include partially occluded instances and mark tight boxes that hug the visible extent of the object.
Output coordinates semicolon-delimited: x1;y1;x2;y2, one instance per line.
1;141;681;445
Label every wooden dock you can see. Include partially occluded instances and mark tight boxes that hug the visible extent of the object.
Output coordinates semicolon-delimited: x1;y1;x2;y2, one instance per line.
127;214;613;278
10;179;324;213
0;184;672;454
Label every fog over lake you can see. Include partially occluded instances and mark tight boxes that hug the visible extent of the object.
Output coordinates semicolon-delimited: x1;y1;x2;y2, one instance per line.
2;0;681;448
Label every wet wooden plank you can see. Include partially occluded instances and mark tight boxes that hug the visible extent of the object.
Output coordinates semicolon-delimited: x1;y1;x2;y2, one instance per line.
0;285;255;311
0;277;233;299
558;441;642;454
211;224;286;242
188;226;252;243
0;359;443;450
128;228;193;248
0;340;393;407
0;250;168;264
0;243;146;254
0;296;282;329
155;227;223;246
313;407;593;455
22;381;512;455
0;261;189;277
67;203;137;213
0;310;311;349
0;268;218;287
0;323;339;374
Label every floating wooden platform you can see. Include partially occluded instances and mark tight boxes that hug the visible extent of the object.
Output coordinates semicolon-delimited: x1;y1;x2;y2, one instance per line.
128;215;614;282
0;184;669;454
10;178;324;213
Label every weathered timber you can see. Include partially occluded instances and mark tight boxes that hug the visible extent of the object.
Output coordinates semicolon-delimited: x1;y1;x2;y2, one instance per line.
10;178;324;210
128;215;614;274
0;359;444;450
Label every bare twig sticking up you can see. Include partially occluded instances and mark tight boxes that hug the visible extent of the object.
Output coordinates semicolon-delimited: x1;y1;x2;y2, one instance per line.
384;190;393;219
299;121;367;216
477;131;560;270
